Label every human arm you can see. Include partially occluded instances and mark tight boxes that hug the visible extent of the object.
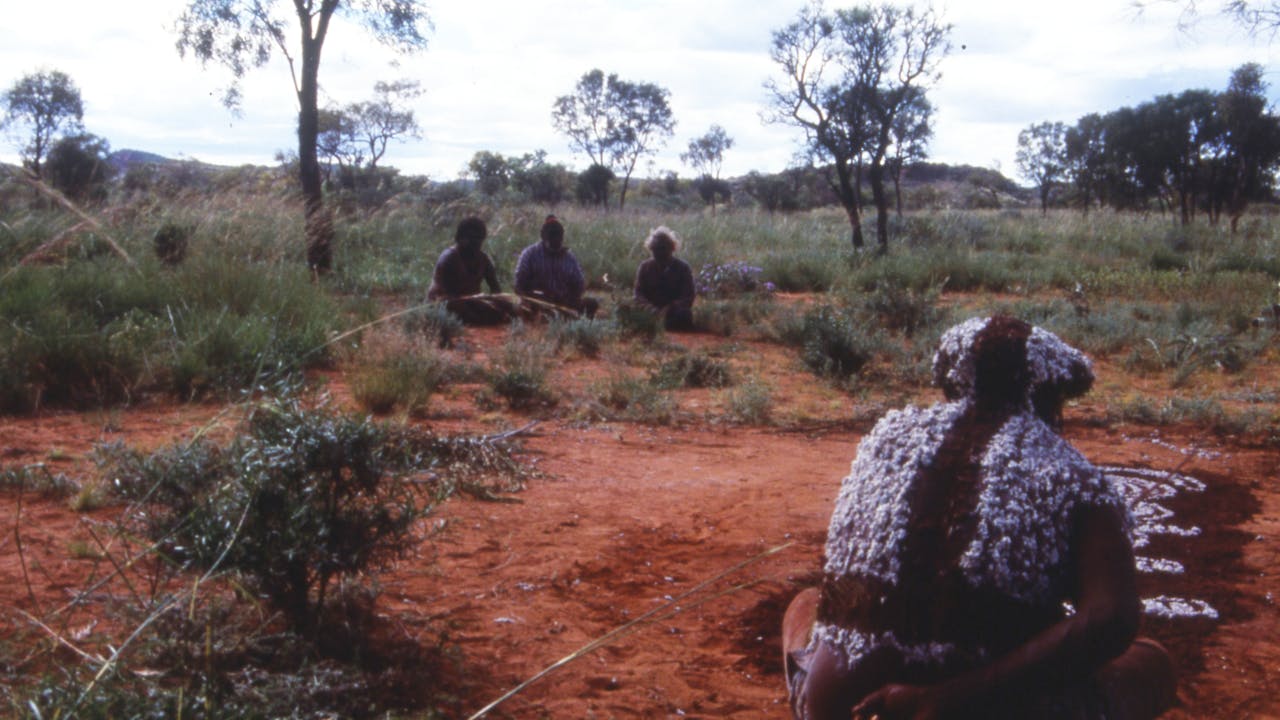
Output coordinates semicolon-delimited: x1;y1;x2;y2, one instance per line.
426;248;454;300
633;261;658;309
513;247;532;296
672;260;696;310
853;504;1140;720
566;252;586;306
483;254;502;294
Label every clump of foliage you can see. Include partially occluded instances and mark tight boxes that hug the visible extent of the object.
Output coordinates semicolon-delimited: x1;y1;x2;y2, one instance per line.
614;299;665;341
101;394;430;632
590;372;676;424
348;326;456;416
723;379;774;424
0;464;80;498
548;316;614;358
152;220;193;265
791;305;876;382
401;302;466;349
696;260;776;297
855;281;944;337
651;351;734;389
0;259;336;413
484;326;556;410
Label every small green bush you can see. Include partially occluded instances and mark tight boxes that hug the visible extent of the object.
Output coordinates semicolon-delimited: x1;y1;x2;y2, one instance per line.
651;352;734;389
548;316;614;358
401;302;465;349
486;327;556;410
102;395;430;632
797;306;875;381
724;379;774;424
591;373;676;424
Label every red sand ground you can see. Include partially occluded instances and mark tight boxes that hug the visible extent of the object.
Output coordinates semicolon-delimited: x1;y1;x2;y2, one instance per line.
1;328;1277;718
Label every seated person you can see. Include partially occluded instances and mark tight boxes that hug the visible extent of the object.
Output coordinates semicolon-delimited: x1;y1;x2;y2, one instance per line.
633;226;696;331
513;215;598;319
426;217;516;325
783;315;1176;720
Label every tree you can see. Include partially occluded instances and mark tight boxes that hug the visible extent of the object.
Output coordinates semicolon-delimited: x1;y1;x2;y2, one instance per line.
316;80;421;191
348;79;422;172
316;107;362;187
885;86;933;215
1205;63;1280;228
1015;121;1068;214
766;2;950;250
551;69;676;210
45;133;114;202
1064;113;1107;213
576;163;614;207
176;0;431;274
467;150;511;196
510;150;573;206
1;69;84;177
681;124;734;212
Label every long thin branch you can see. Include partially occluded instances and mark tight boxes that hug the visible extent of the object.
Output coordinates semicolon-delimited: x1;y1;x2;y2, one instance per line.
466;541;794;719
7;168;135;267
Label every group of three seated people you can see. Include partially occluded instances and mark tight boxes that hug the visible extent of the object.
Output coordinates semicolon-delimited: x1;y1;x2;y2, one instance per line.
426;214;695;329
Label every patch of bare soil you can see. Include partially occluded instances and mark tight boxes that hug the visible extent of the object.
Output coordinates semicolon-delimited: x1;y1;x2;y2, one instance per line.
1;328;1276;719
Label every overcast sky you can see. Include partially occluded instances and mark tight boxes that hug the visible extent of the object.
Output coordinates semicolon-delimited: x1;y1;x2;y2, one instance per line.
2;1;1278;183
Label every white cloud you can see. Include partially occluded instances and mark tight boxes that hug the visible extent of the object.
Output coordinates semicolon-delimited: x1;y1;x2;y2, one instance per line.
2;0;1277;181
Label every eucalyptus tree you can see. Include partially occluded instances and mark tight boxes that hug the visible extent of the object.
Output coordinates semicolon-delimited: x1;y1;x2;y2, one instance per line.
175;0;431;274
551;69;675;210
682;124;735;212
766;1;950;249
1015;121;1068;214
1;69;84;177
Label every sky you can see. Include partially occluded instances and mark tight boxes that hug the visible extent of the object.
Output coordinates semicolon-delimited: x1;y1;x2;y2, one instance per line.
2;1;1279;184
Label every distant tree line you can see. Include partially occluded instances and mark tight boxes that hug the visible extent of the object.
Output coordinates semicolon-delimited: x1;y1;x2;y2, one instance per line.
1017;63;1280;229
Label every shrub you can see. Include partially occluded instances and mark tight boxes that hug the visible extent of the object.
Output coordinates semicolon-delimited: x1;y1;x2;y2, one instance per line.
723;379;773;424
348;327;453;416
485;327;556;410
692;296;775;337
651;352;734;389
855;281;942;337
696;261;776;298
548;316;614;358
797;306;875;381
152;221;193;265
614;299;665;341
401;302;465;349
102;395;430;632
591;373;676;424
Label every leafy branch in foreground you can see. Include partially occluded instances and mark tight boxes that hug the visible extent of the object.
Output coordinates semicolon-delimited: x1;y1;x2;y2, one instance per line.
100;393;533;633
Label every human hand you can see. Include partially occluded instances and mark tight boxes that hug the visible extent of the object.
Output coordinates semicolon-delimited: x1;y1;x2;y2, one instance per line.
852;683;940;720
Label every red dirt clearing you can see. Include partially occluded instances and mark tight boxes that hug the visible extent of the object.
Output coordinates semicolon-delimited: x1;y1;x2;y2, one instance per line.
2;330;1277;718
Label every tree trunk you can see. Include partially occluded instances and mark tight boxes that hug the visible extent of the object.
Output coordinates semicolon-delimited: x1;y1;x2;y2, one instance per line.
893;162;904;217
869;159;890;250
833;158;864;249
298;9;334;275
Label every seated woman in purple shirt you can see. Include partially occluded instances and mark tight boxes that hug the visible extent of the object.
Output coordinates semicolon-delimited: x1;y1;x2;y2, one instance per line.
513;215;597;319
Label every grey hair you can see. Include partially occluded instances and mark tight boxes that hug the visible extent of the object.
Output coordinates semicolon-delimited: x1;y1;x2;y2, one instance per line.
645;226;682;252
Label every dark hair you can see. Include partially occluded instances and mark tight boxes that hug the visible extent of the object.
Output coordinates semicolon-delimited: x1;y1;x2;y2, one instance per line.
540;214;564;243
972;315;1032;409
456;216;487;243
